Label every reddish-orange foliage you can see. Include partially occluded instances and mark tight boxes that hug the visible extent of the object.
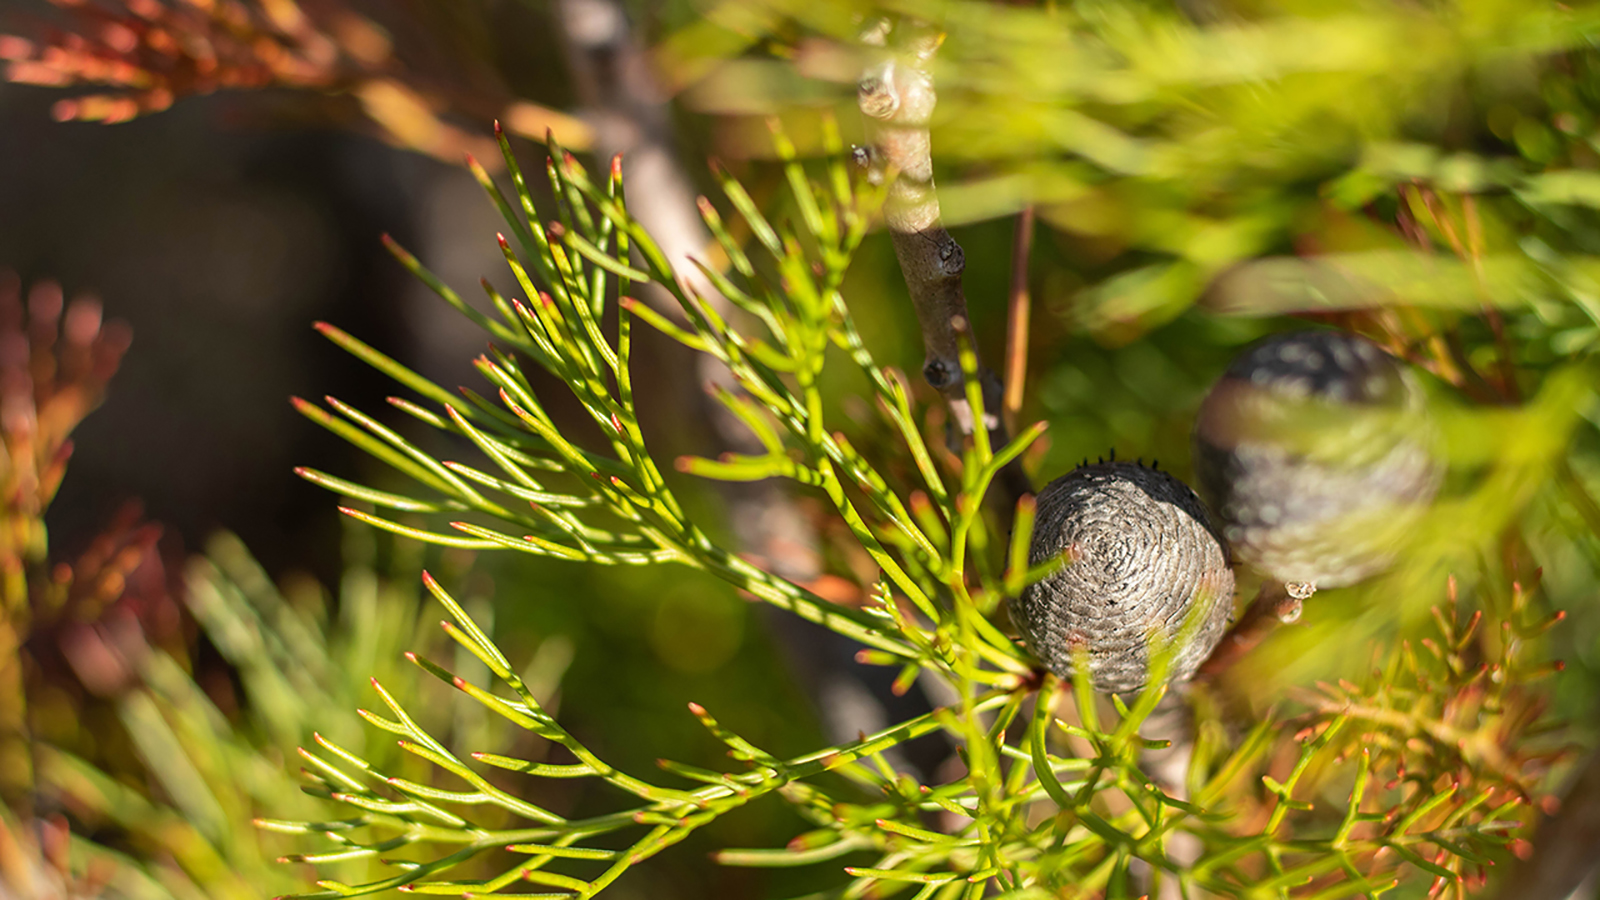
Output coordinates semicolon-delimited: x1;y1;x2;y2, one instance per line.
0;0;389;123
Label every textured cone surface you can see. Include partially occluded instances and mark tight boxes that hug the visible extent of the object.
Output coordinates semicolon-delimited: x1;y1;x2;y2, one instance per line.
1193;330;1440;588
1011;461;1235;693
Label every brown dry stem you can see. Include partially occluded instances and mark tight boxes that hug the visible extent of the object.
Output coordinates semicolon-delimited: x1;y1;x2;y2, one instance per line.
1004;207;1035;430
1195;581;1302;681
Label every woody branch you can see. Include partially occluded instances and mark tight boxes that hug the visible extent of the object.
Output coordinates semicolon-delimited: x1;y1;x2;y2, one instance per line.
857;22;1004;445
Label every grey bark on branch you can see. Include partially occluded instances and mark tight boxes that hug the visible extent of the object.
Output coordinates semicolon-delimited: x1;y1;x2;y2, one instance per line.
554;0;713;308
551;0;946;768
858;27;969;394
552;0;826;582
553;0;835;587
857;20;1029;509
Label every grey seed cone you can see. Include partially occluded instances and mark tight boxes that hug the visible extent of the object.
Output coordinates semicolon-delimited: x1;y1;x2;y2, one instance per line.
1010;461;1235;694
1192;330;1441;589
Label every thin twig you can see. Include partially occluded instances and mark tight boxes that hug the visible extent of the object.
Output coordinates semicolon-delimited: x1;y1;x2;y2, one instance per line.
857;19;1026;510
553;0;711;305
1195;581;1301;681
552;0;822;581
858;24;993;429
1391;187;1468;389
1413;188;1519;402
1003;206;1035;431
1462;194;1521;403
551;0;930;755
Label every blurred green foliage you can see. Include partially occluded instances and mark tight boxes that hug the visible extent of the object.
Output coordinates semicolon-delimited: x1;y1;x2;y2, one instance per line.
4;0;1600;896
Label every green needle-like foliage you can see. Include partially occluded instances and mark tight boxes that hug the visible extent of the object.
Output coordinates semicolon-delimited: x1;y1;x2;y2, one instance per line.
2;2;1597;898
278;123;1560;898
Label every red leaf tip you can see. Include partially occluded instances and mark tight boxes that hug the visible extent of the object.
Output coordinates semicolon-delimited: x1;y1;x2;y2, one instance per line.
687;701;707;716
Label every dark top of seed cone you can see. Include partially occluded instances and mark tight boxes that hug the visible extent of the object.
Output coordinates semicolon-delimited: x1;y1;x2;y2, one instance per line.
1009;460;1235;694
1219;330;1408;406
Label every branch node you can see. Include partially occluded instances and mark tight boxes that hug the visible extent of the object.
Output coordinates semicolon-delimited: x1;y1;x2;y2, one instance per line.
937;240;964;275
858;67;899;120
